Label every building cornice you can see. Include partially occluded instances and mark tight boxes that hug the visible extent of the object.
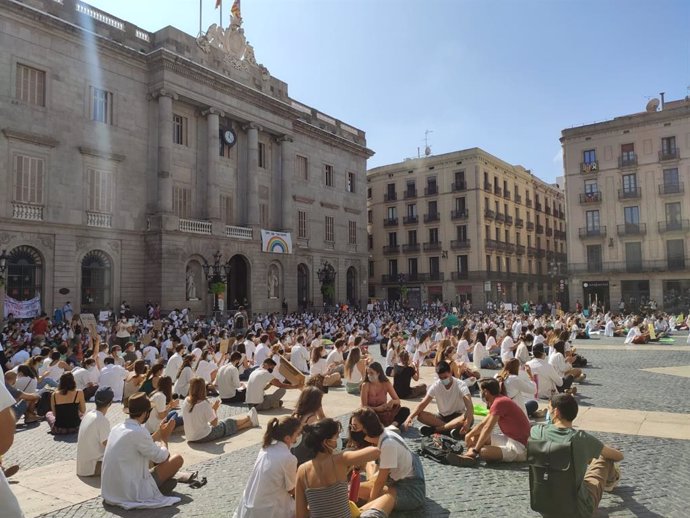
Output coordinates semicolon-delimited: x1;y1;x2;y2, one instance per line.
2;128;59;148
293;195;315;205
320;201;340;210
78;146;126;162
294;120;374;159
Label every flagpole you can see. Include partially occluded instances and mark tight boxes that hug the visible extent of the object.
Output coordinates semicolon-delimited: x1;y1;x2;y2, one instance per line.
219;0;223;29
198;0;202;35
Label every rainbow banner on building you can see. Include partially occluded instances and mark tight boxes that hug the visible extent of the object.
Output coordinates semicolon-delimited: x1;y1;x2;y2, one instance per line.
261;229;293;254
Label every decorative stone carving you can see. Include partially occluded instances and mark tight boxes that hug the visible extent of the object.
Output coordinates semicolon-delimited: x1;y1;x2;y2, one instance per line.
186;262;201;301
196;21;269;76
107;240;120;254
0;233;11;245
267;264;279;299
76;238;90;252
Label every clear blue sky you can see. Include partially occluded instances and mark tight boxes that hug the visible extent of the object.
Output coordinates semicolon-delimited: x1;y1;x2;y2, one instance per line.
86;0;690;182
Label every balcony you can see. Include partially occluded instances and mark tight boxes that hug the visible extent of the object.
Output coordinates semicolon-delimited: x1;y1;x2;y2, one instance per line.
618;187;641;200
403;215;418;225
578;226;607;238
87;211;112;228
515;217;524;228
579;192;602;204
503;189;511;199
402;243;420;253
225;225;253;239
537;248;546;258
451;181;467;192
494;186;502;197
451;209;469;220
659;148;680;161
423;212;440;223
179;218;212;234
495;212;505;223
424;185;438;196
658;219;690;233
526;221;535;231
383;245;400;254
484;182;492;192
384;192;397;202
505;215;513;226
451;271;469;280
383;217;398;227
12;202;43;221
618;154;638;168
450;239;471;250
617;223;647;236
403;188;417;199
426;272;444;281
514;193;522;204
527;246;538;257
557;210;566;219
484;209;495;220
658;182;684;196
566;258;690;275
536;224;544;235
381;274;399;284
526;198;533;208
554;230;566;240
485;239;501;252
580;161;599;174
423;241;442;251
546;227;553;237
535;202;543;212
516;245;526;255
505;243;516;254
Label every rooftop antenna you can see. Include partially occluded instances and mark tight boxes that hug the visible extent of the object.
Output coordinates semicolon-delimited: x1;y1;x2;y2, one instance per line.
424;129;433;156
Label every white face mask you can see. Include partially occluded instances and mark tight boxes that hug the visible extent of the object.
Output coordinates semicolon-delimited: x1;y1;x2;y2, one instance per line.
367;374;378;383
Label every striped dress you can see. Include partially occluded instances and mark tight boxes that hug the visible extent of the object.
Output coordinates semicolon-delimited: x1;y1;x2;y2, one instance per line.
305;480;350;518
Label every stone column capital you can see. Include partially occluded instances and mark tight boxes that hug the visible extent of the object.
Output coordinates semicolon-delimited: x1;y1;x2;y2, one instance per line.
243;122;263;132
150;88;178;101
277;135;294;144
201;107;225;118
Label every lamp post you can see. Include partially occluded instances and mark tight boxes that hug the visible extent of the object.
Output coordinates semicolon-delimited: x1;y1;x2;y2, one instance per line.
549;260;564;309
0;249;8;320
397;273;406;308
201;250;231;319
316;261;336;309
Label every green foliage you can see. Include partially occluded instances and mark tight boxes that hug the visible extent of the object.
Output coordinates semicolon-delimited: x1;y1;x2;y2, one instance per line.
210;281;226;295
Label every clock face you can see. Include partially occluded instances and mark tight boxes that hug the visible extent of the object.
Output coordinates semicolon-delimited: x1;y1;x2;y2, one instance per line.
223;129;236;147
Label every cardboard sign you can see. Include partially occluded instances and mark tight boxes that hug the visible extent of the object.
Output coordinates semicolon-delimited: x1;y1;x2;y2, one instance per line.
219;339;230;355
141;333;153;345
79;313;98;338
98;311;110;322
278;354;305;387
153;319;162;331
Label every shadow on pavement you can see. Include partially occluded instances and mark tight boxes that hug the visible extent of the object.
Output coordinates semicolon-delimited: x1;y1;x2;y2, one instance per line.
597;485;666;518
102;494;193;517
392;498;450;518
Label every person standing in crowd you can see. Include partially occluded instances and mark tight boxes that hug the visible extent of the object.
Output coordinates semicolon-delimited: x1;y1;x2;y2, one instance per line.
76;387;113;476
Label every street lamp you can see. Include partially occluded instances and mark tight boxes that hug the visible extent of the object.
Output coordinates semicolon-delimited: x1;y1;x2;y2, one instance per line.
201;250;231;319
549;260;565;309
0;249;8;276
397;273;406;307
317;261;336;308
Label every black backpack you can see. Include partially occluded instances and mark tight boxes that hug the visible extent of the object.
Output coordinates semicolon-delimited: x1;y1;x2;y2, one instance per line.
527;425;578;516
418;434;464;465
36;390;54;417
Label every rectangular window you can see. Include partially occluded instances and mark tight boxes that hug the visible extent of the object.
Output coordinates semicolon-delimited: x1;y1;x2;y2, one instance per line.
368;234;373;250
661;136;676;154
324;215;334;242
456;225;467;241
296;155;308;180
367;210;372;224
298;210;308;238
624;206;640;225
457;255;468;273
348;221;357;244
388;232;398;246
407;204;417;217
258;142;267;168
495;256;502;272
87;168;113;213
584;179;598;193
91;87;113;124
324;164;334;187
428;200;438;216
172;114;188;145
347;172;356;193
367;187;372;199
622;173;637;192
172;186;191;219
369;261;374;278
583;149;596;164
429;228;439;243
408;258;418;275
663;168;679;186
455;197;466;212
259;203;268;227
621;143;635;161
665;202;681;224
505;257;511;273
220;195;233;225
667;239;685;270
625;242;642;272
408;230;417;244
486;255;492;272
585;210;600;230
429;256;440;274
16;63;45;106
13;154;45;204
388;259;398;276
586;245;602;272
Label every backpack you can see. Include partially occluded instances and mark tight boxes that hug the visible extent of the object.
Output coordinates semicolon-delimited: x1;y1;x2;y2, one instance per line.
527;425;578;516
36;390;54;417
234;314;245;329
418;434;464;465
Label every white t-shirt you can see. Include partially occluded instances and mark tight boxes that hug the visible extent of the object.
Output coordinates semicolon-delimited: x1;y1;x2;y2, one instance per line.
326;349;343;368
77;409;111;476
426;378;470;417
98;364;129;402
0;383;23;517
548;352;569;377
244;340;256;362
290;344;309;373
182;398;215;442
515;342;530;364
173;366;193;397
485;335;497;353
164;353;183;379
254;344;270;366
526;357;563;398
195;359;217;384
500;336;515;363
378;430;414;481
246;368;275;405
216;363;242;399
14;374;37;394
310;358;329;377
624;327;640;344
455;339;470;363
145;391;167;433
472;342;488;370
143;345;158;363
72;367;96;391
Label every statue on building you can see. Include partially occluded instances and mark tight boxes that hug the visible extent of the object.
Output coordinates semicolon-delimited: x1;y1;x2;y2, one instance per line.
268;265;279;299
186;265;198;300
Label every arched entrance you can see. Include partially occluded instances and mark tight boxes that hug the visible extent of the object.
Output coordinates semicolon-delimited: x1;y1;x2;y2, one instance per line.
228;254;250;310
346;266;357;306
6;246;43;302
297;263;309;311
81;250;112;312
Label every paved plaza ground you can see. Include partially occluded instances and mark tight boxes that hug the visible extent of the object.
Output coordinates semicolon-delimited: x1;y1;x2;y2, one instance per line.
6;335;690;517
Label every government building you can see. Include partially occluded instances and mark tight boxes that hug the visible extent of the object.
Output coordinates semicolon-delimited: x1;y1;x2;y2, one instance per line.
562;95;690;312
0;0;372;317
367;148;567;308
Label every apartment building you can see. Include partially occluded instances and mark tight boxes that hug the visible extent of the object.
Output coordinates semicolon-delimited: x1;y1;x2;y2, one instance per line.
562;95;690;312
367;148;566;308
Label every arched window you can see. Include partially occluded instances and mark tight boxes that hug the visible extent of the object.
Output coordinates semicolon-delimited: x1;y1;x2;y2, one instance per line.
81;250;112;312
7;246;43;301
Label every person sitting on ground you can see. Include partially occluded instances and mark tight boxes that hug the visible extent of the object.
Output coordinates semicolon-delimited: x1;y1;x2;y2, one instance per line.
526;344;571;398
325;339;347;376
181;377;258;443
393;350;427;400
246;358;297;411
43;350;72;384
71;358;100;401
459;378;531;465
384;338;399;376
351;407;426;514
361;361;410;429
624;322;649;344
530;394;623;518
309;345;342;387
4;371;41;425
295;418;390;518
123;359;148;406
98;356;128;402
404;360;473;439
496;358;543;418
215;352;246;403
472;331;499;369
291;386;327;465
138;363;164;395
344;346;367;395
46;372;85;435
76;386;113;476
233;416;302;518
173;354;195;398
147;376;181;432
101;392;183;509
195;347;219;385
549;341;585;390
290;335;310;375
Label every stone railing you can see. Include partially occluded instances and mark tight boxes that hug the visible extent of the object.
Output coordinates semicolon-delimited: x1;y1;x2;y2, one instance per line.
179;218;212;235
87;211;112;228
224;225;253;240
12;203;43;221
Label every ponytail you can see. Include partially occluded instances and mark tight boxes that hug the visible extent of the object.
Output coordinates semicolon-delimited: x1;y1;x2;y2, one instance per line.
262;415;301;448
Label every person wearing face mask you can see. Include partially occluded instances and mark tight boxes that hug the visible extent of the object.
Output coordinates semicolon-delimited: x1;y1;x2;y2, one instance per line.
404;360;474;439
234;416;302;518
295;418;387;518
309;345;342;387
360;362;410;430
215;352;247;403
194;348;219;385
246;359;296;411
98;357;129;402
71;358;100;400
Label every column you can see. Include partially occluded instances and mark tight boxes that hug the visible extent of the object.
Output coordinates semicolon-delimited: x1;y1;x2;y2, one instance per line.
204;108;223;221
246;123;261;226
279;136;294;231
156;90;176;214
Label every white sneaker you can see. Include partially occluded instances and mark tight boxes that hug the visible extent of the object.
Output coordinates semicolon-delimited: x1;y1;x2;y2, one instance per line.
248;407;260;428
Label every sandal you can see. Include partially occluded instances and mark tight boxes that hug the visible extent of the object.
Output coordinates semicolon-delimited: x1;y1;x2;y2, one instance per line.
189;477;208;489
176;470;199;484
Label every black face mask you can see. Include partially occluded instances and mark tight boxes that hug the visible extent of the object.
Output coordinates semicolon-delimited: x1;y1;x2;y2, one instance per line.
267;368;274;374
349;430;366;446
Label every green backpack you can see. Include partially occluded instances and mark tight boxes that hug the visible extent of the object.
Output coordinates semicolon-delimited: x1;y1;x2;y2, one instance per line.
527;425;579;517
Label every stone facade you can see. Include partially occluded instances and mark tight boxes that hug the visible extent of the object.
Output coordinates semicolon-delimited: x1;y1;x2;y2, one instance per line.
0;0;373;316
562;96;690;312
367;148;566;308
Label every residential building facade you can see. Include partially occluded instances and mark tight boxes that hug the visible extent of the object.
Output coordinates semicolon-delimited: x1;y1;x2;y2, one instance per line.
367;148;566;308
0;0;372;316
562;96;690;312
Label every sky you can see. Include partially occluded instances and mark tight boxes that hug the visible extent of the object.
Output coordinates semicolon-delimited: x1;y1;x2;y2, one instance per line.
85;0;690;182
